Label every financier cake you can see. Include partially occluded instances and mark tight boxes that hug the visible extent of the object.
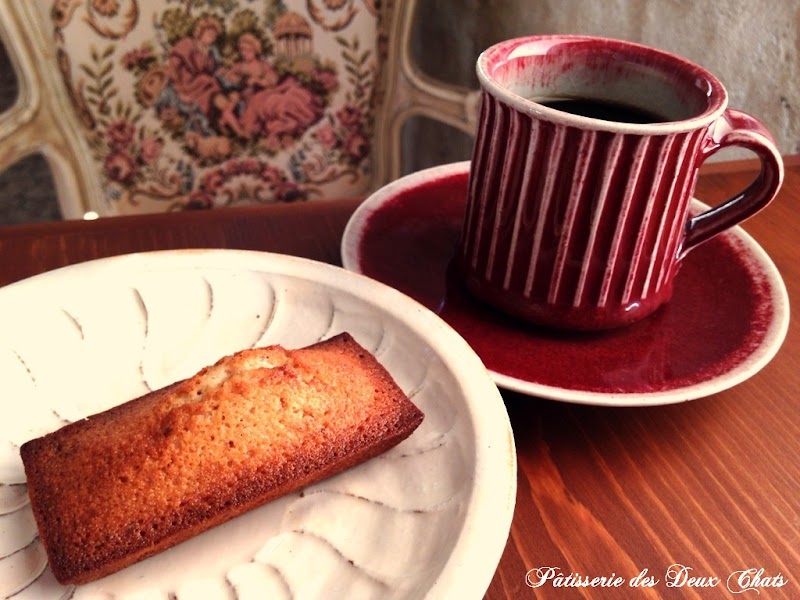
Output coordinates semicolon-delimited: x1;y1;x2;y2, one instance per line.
20;333;424;585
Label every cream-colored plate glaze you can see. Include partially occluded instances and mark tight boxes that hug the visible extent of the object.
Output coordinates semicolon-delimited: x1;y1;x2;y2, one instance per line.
0;250;515;600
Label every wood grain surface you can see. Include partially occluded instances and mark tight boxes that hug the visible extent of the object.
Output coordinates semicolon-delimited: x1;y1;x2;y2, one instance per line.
1;157;798;599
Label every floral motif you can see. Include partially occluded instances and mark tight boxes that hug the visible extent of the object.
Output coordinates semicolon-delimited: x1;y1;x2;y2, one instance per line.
104;150;137;184
52;0;383;214
106;118;135;148
90;0;120;18
122;44;156;73
189;157;304;209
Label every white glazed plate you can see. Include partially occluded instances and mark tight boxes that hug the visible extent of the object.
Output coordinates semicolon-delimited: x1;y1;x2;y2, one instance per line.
0;250;515;600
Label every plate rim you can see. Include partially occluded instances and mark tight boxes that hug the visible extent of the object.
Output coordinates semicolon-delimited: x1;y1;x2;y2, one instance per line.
341;161;791;407
1;248;516;600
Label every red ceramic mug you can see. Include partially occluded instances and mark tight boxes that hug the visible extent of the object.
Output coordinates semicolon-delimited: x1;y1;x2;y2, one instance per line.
458;35;783;330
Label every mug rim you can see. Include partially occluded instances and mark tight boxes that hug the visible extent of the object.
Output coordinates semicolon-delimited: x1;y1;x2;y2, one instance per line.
476;34;728;135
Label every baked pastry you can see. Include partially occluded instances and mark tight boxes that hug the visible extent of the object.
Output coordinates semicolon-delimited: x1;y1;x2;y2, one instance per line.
20;333;423;585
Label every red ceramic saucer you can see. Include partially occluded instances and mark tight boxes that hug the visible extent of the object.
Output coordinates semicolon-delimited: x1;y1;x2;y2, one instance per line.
342;162;789;406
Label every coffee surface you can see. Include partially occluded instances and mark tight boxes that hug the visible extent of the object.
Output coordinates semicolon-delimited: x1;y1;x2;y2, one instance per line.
538;98;668;123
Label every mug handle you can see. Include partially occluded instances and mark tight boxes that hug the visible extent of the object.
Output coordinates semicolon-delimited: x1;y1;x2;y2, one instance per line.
681;108;784;256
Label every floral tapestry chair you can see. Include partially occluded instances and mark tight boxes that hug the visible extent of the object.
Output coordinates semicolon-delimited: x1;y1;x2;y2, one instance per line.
0;0;477;218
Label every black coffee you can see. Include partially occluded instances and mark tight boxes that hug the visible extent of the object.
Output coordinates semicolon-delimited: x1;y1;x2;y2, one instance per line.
538;98;668;124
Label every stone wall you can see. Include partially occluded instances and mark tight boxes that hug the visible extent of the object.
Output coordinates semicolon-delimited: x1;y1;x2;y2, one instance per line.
408;0;800;169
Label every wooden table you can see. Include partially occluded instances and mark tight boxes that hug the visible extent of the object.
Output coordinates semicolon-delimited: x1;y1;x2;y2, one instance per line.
1;157;798;599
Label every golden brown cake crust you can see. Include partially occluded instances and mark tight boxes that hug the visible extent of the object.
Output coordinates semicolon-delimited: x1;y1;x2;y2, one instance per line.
20;333;423;585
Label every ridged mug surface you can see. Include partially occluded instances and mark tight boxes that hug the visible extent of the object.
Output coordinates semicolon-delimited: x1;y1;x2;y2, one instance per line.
458;36;783;330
